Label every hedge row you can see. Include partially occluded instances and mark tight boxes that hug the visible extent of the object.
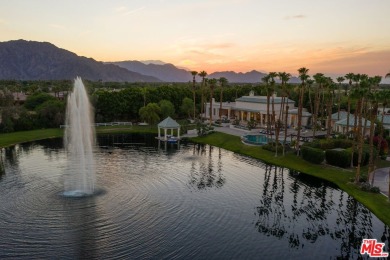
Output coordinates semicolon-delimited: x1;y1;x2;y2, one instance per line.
301;146;325;164
325;149;351;168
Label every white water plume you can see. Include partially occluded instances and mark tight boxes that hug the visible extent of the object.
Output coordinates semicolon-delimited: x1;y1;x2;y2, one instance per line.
63;77;95;196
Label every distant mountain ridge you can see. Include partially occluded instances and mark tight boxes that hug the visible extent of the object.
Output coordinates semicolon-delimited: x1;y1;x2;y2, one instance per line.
108;60;192;82
208;70;301;84
0;40;160;82
0;39;301;83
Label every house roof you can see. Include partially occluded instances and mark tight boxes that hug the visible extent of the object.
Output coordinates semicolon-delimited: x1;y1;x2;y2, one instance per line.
335;117;372;127
236;96;295;104
288;109;312;117
331;111;349;120
158;116;180;128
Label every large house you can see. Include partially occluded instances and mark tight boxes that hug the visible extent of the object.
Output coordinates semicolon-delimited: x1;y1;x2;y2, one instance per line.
204;92;312;128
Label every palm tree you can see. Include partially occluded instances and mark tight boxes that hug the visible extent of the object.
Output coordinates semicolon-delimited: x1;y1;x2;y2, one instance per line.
344;73;354;135
353;79;369;184
208;78;217;126
324;77;335;138
268;72;278;130
278;72;291;156
261;74;271;139
218;77;228;122
336;76;345;120
312;73;325;138
198;71;208;119
190;71;198;120
296;67;310;155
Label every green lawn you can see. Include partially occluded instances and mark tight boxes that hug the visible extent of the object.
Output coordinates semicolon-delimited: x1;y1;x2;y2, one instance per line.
1;128;390;226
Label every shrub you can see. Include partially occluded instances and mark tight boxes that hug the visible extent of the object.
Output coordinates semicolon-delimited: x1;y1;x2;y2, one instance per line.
262;142;283;153
318;139;335;150
332;139;353;149
325;149;351;168
301;146;325;164
346;146;374;167
370;186;380;193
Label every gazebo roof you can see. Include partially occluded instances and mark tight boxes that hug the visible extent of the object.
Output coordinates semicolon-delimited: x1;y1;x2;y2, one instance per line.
158;116;180;128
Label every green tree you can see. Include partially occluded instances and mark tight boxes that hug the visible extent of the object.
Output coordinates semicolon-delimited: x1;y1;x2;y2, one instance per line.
181;97;193;119
139;103;161;125
36;99;66;128
159;99;175;119
24;93;56;110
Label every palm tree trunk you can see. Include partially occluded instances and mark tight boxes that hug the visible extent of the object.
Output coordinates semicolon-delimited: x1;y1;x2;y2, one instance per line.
355;98;363;184
296;86;304;156
283;103;289;156
368;104;377;177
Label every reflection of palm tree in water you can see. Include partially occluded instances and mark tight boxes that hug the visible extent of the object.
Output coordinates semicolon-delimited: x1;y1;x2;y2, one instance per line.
334;195;376;259
255;168;379;254
188;144;225;190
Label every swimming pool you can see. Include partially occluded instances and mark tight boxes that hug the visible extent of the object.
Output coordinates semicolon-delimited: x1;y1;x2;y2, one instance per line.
242;134;269;145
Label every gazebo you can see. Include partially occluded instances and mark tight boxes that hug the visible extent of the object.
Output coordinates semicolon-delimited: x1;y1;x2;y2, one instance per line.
157;117;181;142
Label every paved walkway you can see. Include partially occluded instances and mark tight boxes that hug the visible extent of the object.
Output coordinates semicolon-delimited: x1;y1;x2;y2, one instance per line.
371;168;390;196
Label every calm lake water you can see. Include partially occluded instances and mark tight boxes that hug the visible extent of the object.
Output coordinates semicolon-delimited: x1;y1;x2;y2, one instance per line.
0;134;389;259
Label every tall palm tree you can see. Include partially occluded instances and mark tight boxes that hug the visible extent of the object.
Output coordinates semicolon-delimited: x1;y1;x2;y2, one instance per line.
344;73;354;135
324;77;335;138
218;77;228;122
278;72;291;156
367;76;382;175
297;67;310;155
353;79;369;184
268;72;278;130
312;73;325;138
262;74;271;139
198;71;208;119
190;71;198;119
208;78;217;126
336;76;345;121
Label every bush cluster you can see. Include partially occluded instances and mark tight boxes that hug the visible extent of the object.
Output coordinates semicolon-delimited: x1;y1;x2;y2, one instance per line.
262;142;283;153
325;149;351;168
301;146;325;164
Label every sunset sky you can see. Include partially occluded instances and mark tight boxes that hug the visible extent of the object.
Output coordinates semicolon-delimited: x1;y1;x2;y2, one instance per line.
1;0;390;80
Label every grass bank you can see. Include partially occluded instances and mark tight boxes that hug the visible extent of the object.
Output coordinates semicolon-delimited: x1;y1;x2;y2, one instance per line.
191;132;390;226
0;125;158;148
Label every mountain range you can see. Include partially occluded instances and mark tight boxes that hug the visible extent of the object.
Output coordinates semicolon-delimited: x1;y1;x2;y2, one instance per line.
0;40;159;82
0;40;299;83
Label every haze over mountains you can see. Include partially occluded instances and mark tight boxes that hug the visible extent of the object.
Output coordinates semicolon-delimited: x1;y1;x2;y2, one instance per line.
0;40;301;83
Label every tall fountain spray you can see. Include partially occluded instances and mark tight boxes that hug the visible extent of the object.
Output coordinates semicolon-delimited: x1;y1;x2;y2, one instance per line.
63;77;95;196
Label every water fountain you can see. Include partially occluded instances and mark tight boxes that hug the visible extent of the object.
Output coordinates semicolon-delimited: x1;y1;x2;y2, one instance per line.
63;77;95;196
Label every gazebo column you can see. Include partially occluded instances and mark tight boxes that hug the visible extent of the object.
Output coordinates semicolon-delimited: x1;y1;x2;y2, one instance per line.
178;127;180;139
171;128;173;136
158;127;161;139
164;128;167;140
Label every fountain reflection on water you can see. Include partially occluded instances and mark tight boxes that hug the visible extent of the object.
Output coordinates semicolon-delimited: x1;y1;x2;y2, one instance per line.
63;77;95;196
